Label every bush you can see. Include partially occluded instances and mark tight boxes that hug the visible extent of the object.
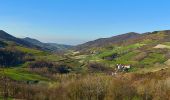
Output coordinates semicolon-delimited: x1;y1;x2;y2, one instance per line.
87;62;111;73
0;48;25;66
29;60;71;74
0;69;170;100
29;60;53;68
55;65;70;74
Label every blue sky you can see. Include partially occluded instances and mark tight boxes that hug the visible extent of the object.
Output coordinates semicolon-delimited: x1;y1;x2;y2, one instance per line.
0;0;170;45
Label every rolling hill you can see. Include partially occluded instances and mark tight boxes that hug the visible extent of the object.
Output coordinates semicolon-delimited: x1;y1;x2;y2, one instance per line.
70;30;170;73
1;29;170;100
75;32;141;51
0;30;39;48
0;30;72;52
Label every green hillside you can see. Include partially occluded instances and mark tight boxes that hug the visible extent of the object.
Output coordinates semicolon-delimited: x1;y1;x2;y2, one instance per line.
1;30;170;99
69;30;170;73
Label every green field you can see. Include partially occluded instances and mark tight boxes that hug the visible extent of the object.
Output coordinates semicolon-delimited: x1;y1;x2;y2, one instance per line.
0;68;48;81
15;46;48;56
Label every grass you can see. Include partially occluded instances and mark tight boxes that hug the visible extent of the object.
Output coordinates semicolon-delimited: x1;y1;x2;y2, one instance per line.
140;39;154;44
95;51;139;67
80;42;168;73
36;54;63;62
0;96;13;100
163;42;170;46
140;53;166;67
135;64;169;73
15;46;48;56
82;43;145;67
1;69;170;100
0;68;48;81
114;50;139;65
73;42;169;73
96;43;145;58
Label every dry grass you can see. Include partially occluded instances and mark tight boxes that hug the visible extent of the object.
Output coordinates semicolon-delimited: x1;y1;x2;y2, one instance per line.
1;68;170;100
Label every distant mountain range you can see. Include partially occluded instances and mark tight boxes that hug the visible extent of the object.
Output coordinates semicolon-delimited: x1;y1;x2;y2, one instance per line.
1;29;170;53
23;37;72;52
0;30;72;52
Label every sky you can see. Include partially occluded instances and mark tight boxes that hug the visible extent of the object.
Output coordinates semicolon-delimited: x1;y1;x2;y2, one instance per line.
0;0;170;45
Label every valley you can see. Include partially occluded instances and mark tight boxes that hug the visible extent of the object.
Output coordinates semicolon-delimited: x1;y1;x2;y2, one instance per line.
0;30;170;99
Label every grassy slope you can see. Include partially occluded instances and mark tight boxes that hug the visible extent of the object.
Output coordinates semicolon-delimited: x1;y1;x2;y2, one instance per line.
15;46;48;56
2;45;82;81
12;31;170;73
81;43;145;66
1;31;170;82
0;45;53;82
70;32;170;73
0;68;49;81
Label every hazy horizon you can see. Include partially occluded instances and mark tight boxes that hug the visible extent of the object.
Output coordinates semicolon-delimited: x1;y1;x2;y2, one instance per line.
0;0;170;45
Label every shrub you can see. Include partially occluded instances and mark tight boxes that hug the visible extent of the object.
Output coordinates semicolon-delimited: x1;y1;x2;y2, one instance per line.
0;48;25;66
87;62;111;73
29;60;53;68
0;69;170;100
29;60;71;74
